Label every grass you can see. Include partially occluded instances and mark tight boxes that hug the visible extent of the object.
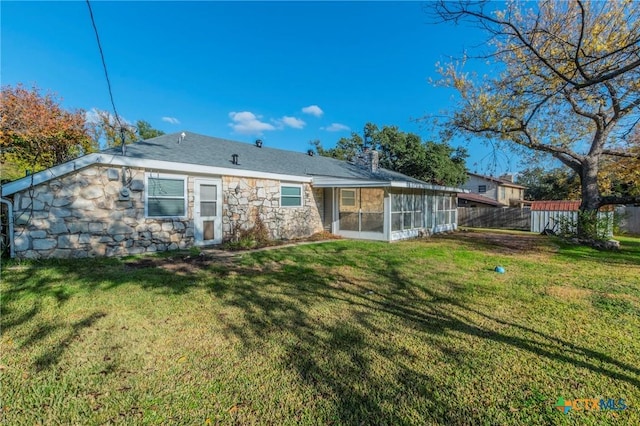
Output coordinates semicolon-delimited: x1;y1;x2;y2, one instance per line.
1;231;639;425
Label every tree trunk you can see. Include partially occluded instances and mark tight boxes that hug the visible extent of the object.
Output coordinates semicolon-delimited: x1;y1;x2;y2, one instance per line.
578;158;602;239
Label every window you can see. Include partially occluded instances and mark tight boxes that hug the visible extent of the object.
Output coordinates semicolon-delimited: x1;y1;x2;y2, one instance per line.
478;185;487;193
281;185;302;207
500;186;506;200
435;193;457;226
146;175;187;217
340;189;356;207
391;190;425;232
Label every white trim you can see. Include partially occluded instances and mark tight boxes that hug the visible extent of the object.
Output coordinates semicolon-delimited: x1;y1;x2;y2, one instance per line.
340;189;356;207
312;177;464;193
280;183;304;208
336;230;387;241
194;178;223;245
312;178;393;188
389;181;463;192
145;172;188;219
1;153;311;197
1;153;103;196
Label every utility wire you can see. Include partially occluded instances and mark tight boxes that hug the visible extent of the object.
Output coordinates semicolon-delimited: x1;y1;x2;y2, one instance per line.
86;0;126;151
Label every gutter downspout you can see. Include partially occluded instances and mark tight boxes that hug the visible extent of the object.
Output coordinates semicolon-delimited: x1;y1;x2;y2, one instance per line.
0;196;15;258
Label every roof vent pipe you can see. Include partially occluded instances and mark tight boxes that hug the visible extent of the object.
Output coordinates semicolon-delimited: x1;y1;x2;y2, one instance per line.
231;154;239;165
255;139;263;148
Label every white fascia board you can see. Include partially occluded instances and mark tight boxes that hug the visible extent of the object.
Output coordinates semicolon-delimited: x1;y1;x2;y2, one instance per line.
388;181;466;193
1;153;311;196
1;153;103;196
312;178;392;188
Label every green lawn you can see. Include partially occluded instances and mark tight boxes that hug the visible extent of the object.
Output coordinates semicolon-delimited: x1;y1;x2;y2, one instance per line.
1;232;639;425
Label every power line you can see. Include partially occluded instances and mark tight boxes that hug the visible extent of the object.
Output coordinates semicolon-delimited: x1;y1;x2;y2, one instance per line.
85;0;126;152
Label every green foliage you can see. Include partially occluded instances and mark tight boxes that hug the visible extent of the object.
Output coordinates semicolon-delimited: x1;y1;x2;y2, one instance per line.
555;210;613;241
314;123;468;186
136;120;165;140
517;166;580;200
86;109;137;148
0;84;95;176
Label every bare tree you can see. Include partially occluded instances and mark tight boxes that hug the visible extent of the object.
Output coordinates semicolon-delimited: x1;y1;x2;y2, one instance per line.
431;0;640;238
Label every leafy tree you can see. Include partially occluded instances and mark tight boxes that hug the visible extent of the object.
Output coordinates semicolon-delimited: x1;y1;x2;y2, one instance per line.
0;84;95;180
517;167;581;200
311;133;364;161
432;0;640;238
86;109;137;149
598;128;640;198
314;123;468;186
136;120;165;139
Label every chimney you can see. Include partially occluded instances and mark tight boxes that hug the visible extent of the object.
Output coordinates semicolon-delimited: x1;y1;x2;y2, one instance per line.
369;150;379;173
500;174;514;183
353;148;379;173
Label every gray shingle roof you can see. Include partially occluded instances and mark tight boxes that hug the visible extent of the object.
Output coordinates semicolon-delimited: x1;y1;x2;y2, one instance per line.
103;131;427;184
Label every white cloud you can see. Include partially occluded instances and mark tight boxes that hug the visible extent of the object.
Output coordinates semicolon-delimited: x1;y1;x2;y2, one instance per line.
280;116;306;129
323;123;350;132
228;111;276;135
85;108;131;127
162;116;180;124
302;105;324;117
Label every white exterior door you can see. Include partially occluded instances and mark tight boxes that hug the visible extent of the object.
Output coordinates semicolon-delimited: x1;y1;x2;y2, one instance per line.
194;179;222;245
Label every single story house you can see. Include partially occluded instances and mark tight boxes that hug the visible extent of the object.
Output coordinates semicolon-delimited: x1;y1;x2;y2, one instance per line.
1;132;462;259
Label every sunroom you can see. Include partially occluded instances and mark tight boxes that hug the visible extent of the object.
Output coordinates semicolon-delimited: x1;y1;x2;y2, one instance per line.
314;179;460;242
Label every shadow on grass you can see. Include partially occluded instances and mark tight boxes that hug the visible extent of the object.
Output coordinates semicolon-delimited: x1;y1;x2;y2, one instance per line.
31;311;107;372
205;245;640;424
553;236;640;266
3;239;639;424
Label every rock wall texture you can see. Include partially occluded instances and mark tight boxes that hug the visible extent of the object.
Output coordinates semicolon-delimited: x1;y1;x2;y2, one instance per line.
12;166;194;259
11;166;324;259
222;177;323;241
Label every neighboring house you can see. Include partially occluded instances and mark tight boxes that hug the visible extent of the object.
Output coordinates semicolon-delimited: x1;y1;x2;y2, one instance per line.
461;173;526;207
457;192;506;208
1;132;462;259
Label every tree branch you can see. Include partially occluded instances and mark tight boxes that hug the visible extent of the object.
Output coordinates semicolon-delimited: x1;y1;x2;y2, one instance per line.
601;149;640;159
573;0;590;80
600;195;640;206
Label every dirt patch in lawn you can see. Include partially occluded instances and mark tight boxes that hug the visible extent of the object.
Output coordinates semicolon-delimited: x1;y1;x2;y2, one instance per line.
123;236;338;274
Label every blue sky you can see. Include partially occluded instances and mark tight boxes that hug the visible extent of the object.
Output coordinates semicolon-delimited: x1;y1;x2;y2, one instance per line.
2;1;519;175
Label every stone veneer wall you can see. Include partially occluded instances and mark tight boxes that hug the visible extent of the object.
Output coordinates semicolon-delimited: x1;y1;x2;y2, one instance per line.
11;167;325;259
222;177;323;241
12;165;194;259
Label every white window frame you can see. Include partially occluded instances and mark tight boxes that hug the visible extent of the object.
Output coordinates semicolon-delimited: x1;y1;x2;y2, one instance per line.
340;189;357;207
145;172;188;218
280;183;303;208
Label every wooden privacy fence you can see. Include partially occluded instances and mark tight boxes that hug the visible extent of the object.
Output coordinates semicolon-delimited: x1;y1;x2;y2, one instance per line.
458;207;530;231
